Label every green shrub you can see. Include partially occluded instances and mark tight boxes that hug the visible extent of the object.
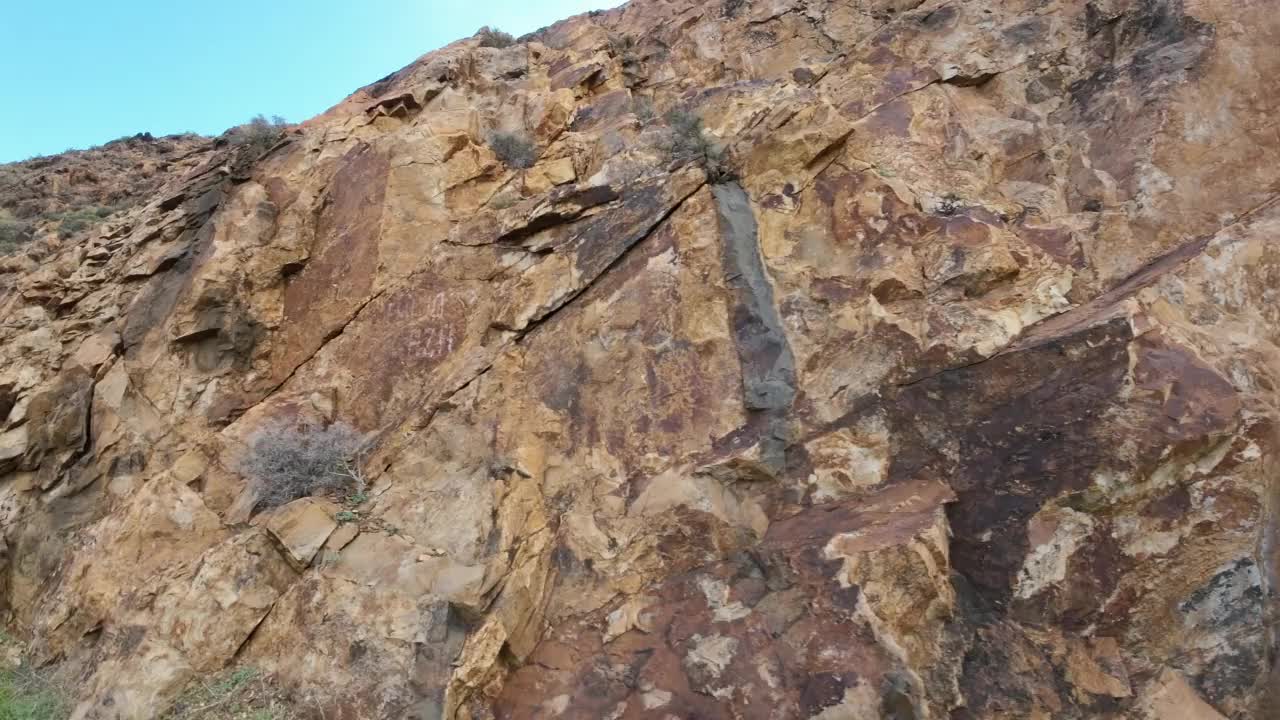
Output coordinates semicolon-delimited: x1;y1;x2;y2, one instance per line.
475;26;516;49
55;209;100;238
631;96;657;123
58;217;89;237
488;132;538;169
0;219;31;255
665;110;707;157
36;206;115;240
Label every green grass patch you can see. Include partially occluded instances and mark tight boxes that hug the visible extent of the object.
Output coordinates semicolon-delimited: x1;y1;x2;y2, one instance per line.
0;666;71;720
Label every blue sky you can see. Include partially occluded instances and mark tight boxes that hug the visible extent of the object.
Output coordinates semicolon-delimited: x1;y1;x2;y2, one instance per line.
0;0;615;162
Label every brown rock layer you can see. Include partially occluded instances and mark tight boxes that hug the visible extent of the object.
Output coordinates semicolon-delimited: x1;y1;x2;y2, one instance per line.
2;0;1279;718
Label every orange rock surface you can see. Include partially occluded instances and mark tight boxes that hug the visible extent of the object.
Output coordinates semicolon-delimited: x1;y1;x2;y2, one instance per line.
1;1;1278;718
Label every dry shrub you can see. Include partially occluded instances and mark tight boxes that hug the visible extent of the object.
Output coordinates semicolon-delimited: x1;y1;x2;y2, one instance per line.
475;26;516;48
240;421;366;510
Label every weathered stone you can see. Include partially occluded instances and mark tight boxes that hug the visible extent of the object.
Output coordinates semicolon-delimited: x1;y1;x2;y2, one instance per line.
0;425;27;474
68;329;119;373
263;497;341;570
2;0;1279;718
322;521;359;553
523;156;577;195
495;481;956;718
69;529;298;720
1137;669;1229;720
20;366;94;483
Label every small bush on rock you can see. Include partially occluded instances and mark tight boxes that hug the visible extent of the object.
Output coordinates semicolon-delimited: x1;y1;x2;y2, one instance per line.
231;114;288;157
241;421;367;510
475;26;516;48
45;206;114;239
665;110;706;157
488;132;538;169
0;218;31;255
663;109;731;181
631;96;657;122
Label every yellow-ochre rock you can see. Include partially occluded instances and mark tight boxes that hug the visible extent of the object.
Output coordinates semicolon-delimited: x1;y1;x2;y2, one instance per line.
2;0;1279;718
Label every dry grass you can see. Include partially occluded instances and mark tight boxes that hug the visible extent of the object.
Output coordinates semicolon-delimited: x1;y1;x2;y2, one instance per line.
0;666;70;720
0;632;295;720
240;421;367;510
161;667;298;720
0;634;70;720
488;132;538;169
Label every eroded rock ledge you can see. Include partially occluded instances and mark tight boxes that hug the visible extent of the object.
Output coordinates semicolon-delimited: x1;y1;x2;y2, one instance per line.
2;0;1279;718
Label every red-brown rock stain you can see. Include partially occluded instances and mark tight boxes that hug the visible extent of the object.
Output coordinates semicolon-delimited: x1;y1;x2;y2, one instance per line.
334;275;470;427
276;144;388;379
496;483;950;718
525;188;738;469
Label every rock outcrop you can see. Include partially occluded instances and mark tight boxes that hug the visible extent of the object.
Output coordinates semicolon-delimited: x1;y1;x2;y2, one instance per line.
0;133;215;258
2;0;1279;718
0;132;213;218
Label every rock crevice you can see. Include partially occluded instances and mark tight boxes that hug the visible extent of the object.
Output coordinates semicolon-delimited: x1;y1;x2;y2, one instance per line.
2;0;1279;718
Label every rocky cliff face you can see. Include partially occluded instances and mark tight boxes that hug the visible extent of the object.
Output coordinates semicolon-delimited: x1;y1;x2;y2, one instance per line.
0;133;214;258
2;0;1279;718
0;133;211;219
